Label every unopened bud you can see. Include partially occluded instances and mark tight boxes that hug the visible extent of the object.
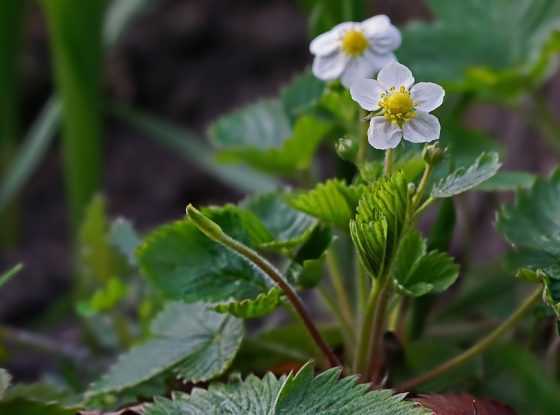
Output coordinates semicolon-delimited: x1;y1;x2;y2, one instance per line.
335;137;358;162
186;204;224;240
423;143;445;166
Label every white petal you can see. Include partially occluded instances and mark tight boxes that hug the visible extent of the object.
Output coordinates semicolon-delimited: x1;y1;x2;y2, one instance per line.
368;24;401;55
360;15;391;37
350;79;384;111
312;52;349;81
340;56;376;88
368;116;402;149
377;61;414;89
411;82;445;112
309;22;352;56
403;112;441;143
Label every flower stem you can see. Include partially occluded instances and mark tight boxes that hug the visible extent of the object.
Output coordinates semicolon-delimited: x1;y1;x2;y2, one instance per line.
412;163;433;210
187;204;341;368
396;287;542;392
384;149;394;176
365;280;392;383
354;277;381;373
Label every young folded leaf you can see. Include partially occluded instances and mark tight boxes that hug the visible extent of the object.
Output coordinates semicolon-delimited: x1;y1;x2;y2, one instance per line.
350;172;409;278
432;152;501;198
88;302;243;396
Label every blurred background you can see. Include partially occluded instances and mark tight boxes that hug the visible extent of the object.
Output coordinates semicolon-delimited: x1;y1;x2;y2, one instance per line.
1;0;560;406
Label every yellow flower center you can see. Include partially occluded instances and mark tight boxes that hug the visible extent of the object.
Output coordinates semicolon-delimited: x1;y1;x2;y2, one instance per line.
341;30;368;57
379;87;416;126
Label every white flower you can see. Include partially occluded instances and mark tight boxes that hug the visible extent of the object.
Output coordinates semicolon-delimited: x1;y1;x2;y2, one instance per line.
310;15;401;88
350;62;444;150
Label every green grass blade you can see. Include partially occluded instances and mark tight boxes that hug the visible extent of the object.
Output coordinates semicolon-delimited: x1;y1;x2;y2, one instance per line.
113;105;279;193
0;263;23;289
0;98;61;212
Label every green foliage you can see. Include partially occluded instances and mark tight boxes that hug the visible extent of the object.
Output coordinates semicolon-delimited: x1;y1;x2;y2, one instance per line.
297;0;365;37
242;192;317;250
432;152;501;198
0;400;75;415
137;209;277;313
146;363;427;415
213;288;282;319
391;231;459;297
350;172;409;278
399;0;560;102
109;218;141;266
289;179;365;228
89;302;243;396
281;71;326;121
497;169;560;319
0;263;22;289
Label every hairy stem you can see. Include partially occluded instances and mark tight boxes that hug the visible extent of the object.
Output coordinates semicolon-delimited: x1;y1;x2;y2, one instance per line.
187;205;341;368
396;287;542;391
412;163;433;210
365;280;392;383
354;277;381;373
383;149;394;176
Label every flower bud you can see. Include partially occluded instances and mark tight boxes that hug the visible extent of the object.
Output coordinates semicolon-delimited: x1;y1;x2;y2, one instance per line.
186;204;224;240
423;143;445;166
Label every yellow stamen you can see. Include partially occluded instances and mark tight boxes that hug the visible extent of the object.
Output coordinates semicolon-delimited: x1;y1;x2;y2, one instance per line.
379;86;416;126
341;30;368;57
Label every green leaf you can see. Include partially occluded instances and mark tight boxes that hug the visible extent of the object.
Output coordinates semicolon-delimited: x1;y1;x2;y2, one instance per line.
399;0;560;101
213;287;282;319
215;112;332;177
497;169;560;256
145;363;427;415
428;198;456;251
0;263;22;289
281;71;325;121
289;179;365;228
137;207;276;309
392;231;459;297
432;152;501;198
242;192;317;250
350;172;409;278
477;171;536;192
0;369;11;399
88;302;243;396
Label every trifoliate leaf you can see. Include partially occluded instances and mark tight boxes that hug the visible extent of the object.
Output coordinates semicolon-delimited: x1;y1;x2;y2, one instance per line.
211;99;332;176
0;263;22;289
281;71;325;121
350;172;409;278
137;207;275;307
145;363;428;415
432;152;501;198
399;0;560;102
392;231;459;297
477;171;536;192
289;179;365;228
242;192;317;250
213;288;282;319
88;302;243;396
0;369;11;399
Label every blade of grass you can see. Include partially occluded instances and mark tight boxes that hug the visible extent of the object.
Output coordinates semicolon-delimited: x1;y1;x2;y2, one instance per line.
0;0;156;219
0;0;27;246
112;104;279;193
41;0;109;230
0;263;22;289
